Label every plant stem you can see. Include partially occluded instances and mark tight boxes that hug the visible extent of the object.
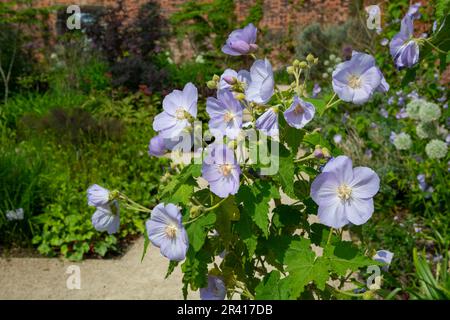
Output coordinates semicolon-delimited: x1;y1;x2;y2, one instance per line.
327;227;334;244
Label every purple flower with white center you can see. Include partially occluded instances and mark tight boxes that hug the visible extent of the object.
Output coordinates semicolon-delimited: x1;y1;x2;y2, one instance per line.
380;38;389;46
390;15;420;69
396;107;408;119
246;59;274;104
283;96;315;129
200;275;226;300
333;134;342;144
222;23;258;56
87;184;110;207
407;2;421;20
310;155;380;228
256;107;279;137
312;83;321;97
145;203;189;261
202;144;240;198
219;68;251;94
380;107;389;118
206;90;243;139
148;135;166;157
153;83;198;139
373;250;394;271
91;201;120;234
332;51;388;105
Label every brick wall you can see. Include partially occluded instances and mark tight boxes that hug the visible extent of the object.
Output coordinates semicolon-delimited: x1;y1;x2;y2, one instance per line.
27;0;353;31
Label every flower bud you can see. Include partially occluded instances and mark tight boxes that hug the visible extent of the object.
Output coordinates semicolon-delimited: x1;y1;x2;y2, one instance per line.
313;147;324;159
207;80;217;90
189;205;203;218
212;74;220;82
286;66;295;74
314;57;319;64
235;93;246;101
223;76;237;85
322;147;331;158
299;61;308;69
293;59;300;67
306;53;315;63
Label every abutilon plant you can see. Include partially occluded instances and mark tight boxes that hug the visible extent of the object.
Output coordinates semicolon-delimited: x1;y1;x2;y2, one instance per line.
84;21;413;300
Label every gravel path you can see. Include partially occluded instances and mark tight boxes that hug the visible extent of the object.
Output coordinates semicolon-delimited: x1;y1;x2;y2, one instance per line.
0;237;198;300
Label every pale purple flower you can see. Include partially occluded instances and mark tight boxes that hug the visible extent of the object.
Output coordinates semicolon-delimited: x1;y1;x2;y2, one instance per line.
333;134;342;144
387;96;395;105
256;107;278;137
219;68;251;94
310;156;380;228
200;275;226;300
433;21;438;33
380;38;389;46
408;90;419;100
202;144;240;198
407;2;421;20
246;59;274;104
396;108;408;119
148;135;166;157
91;201;120;234
222;23;258;56
146;203;189;261
153;83;198;139
389;131;397;143
283;96;315;129
332;51;388;105
342;111;349;124
364;149;373;159
380;107;389;118
87;184;110;207
417;174;427;191
437;95;447;103
373;250;394;271
312;83;321;97
370;122;378;128
390;15;419;69
206;90;243;139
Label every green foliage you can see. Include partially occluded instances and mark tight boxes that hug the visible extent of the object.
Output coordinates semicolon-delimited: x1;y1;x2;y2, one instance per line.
170;0;236;54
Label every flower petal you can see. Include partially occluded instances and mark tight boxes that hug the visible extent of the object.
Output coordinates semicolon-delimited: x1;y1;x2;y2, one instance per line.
350;167;380;198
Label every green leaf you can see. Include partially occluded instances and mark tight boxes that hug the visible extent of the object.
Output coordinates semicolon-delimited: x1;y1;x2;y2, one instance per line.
323;241;377;276
236;181;272;237
255;271;291;299
283;238;329;298
279;113;305;153
181;248;211;297
274;143;296;199
165;261;179;279
303;131;332;150
141;228;150;262
186;212;216;252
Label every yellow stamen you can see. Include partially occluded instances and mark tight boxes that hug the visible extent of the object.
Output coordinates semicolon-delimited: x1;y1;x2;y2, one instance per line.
337;184;352;201
348;74;362;89
165;225;178;238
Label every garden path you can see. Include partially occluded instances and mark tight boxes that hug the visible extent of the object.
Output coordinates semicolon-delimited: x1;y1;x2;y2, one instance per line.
0;237;199;300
